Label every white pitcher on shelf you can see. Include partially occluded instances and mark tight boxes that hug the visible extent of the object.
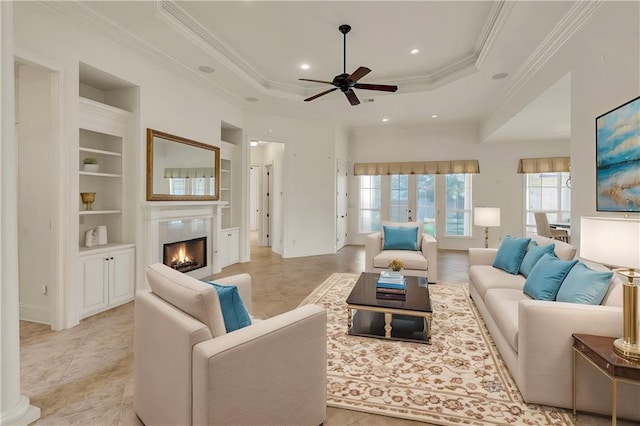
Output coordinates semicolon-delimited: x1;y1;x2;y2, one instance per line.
96;225;108;245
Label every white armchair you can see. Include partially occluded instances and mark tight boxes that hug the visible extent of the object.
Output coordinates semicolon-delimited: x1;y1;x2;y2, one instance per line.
134;263;327;426
365;223;438;283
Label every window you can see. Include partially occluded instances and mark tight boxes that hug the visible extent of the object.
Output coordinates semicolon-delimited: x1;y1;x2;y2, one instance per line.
389;175;409;222
445;174;472;236
416;175;436;236
169;178;186;195
358;176;381;233
525;172;570;235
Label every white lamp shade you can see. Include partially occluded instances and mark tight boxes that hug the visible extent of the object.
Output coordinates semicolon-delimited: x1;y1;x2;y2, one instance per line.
474;207;501;227
580;216;640;269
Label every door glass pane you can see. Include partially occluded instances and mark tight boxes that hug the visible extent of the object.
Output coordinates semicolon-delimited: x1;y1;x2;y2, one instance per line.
417;175;436;236
390;175;409;221
445;174;471;236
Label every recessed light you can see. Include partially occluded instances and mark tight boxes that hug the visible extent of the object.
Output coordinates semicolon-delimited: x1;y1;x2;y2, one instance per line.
245;97;259;102
410;49;420;55
492;72;509;80
198;65;215;74
382;118;389;122
300;63;310;70
431;114;438;119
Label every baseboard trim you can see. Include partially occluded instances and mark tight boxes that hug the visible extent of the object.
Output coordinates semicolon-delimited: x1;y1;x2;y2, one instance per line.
19;303;50;325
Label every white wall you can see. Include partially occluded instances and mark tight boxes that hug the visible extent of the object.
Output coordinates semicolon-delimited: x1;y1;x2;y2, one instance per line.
348;124;569;250
14;1;243;327
244;113;338;258
482;1;640;251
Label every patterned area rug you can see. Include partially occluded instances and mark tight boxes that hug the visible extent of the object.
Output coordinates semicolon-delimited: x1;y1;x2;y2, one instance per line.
299;273;574;426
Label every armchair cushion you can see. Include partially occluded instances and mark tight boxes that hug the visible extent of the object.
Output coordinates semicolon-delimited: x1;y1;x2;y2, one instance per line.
382;220;423;250
206;282;251;332
382;225;419;250
373;249;428;270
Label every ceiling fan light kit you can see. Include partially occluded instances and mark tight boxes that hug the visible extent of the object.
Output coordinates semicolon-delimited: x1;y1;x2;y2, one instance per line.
299;24;398;106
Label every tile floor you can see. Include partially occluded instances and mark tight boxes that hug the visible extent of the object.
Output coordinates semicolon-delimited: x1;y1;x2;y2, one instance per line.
19;239;620;425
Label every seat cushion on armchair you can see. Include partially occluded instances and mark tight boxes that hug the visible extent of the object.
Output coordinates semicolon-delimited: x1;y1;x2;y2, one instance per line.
146;263;227;337
373;250;428;270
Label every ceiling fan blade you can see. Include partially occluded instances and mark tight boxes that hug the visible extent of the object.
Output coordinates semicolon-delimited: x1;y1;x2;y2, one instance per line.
299;78;335;85
353;83;398;92
344;89;360;106
304;87;338;102
347;66;371;82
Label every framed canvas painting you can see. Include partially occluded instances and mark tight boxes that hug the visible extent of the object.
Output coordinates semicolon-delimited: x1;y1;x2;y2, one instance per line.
595;96;640;212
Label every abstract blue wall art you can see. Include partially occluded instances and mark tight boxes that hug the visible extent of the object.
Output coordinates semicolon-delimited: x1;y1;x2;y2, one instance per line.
595;96;640;212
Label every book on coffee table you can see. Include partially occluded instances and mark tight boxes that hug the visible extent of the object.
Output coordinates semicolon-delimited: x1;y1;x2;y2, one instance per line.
377;271;406;289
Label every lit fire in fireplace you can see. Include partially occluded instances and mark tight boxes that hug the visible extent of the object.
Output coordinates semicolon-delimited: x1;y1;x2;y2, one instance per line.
163;237;206;273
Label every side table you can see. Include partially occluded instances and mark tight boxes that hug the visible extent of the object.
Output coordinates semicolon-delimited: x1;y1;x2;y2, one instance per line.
572;333;640;425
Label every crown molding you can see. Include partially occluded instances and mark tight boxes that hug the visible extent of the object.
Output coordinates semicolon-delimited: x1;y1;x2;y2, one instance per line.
42;1;246;108
491;0;603;116
474;0;515;69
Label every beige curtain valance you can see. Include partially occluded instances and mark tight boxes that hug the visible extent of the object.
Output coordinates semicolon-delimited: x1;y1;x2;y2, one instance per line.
517;157;570;173
353;160;480;176
164;167;215;179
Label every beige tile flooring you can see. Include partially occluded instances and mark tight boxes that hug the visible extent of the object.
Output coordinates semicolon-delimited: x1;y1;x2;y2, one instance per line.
20;239;618;425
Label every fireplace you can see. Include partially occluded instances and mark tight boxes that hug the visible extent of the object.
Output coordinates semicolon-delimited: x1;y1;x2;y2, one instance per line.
163;237;207;273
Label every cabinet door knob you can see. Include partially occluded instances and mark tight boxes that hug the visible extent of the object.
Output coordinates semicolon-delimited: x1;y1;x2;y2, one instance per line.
110;257;114;260
105;258;109;261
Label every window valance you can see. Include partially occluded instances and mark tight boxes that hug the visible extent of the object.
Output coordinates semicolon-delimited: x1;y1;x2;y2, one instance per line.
164;167;216;178
353;160;480;176
517;157;570;173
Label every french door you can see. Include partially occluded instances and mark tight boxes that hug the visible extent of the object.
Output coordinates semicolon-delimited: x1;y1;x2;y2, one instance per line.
389;175;436;236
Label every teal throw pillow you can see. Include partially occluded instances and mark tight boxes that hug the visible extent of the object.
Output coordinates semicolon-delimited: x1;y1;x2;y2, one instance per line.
383;226;418;251
556;262;613;305
205;282;251;333
519;242;556;278
492;236;531;275
523;254;578;301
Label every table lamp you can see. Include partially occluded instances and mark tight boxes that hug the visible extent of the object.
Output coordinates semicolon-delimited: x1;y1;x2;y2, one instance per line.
474;207;501;248
580;216;640;361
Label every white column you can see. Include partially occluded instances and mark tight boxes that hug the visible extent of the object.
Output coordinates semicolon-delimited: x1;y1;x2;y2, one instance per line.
0;2;41;424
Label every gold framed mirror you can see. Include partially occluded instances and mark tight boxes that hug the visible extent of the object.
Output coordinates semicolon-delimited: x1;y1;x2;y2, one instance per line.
146;129;220;201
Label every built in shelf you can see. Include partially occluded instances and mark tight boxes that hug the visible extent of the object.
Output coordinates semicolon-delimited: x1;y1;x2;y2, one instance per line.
79;209;122;215
79;171;122;178
79;242;135;254
79;147;122;157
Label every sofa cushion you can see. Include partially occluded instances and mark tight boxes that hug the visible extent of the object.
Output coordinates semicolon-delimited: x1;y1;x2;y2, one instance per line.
382;220;423;250
469;265;526;298
485;288;529;352
523;254;578;301
206;282;252;332
519;242;556;278
146;263;226;337
531;235;576;261
383;225;419;250
578;260;623;307
556;262;613;305
373;250;427;270
493;236;531;275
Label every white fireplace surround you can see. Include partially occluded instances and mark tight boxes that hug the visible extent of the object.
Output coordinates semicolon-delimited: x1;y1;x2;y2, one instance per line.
144;202;225;285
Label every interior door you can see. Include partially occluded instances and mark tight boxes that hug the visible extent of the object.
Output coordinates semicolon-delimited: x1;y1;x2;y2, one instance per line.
249;165;259;231
262;163;272;247
336;161;348;250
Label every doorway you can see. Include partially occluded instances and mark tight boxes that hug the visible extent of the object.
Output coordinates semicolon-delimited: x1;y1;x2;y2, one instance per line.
336;160;348;250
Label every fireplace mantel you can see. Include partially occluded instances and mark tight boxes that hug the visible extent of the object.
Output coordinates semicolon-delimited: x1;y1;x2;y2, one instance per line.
143;201;227;286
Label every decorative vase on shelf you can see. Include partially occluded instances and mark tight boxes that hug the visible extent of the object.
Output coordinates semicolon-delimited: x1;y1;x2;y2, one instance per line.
80;192;96;210
83;158;99;172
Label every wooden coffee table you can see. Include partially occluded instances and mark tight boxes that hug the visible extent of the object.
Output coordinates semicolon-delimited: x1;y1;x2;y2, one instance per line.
346;272;432;344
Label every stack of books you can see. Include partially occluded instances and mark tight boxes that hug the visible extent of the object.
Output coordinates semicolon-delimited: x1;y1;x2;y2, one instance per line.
376;271;406;300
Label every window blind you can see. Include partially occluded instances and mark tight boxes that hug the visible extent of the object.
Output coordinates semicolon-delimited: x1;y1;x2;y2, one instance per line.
517;157;570;173
353;160;479;176
164;167;216;178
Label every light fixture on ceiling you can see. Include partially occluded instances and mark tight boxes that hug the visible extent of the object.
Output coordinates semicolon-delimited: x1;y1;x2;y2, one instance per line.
431;114;438;119
299;63;310;70
410;49;420;55
198;65;215;74
245;97;259;102
382;118;389;122
492;72;509;80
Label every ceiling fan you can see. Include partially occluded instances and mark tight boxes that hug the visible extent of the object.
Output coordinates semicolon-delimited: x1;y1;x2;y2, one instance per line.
299;24;398;106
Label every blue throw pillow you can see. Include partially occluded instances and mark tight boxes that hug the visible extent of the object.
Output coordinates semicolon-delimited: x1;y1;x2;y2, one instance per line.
523;254;578;300
519;242;556;278
492;236;531;275
556;262;613;305
383;226;418;250
205;282;251;333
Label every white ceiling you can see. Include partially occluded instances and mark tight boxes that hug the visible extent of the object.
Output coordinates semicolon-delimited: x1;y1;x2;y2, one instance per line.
68;0;578;139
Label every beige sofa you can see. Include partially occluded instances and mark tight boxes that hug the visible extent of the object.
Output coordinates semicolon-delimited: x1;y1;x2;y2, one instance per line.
365;225;438;283
469;235;640;420
134;263;327;426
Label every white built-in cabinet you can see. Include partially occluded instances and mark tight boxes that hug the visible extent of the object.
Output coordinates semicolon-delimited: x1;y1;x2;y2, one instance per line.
218;123;242;267
77;95;136;318
218;228;240;267
79;245;135;319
